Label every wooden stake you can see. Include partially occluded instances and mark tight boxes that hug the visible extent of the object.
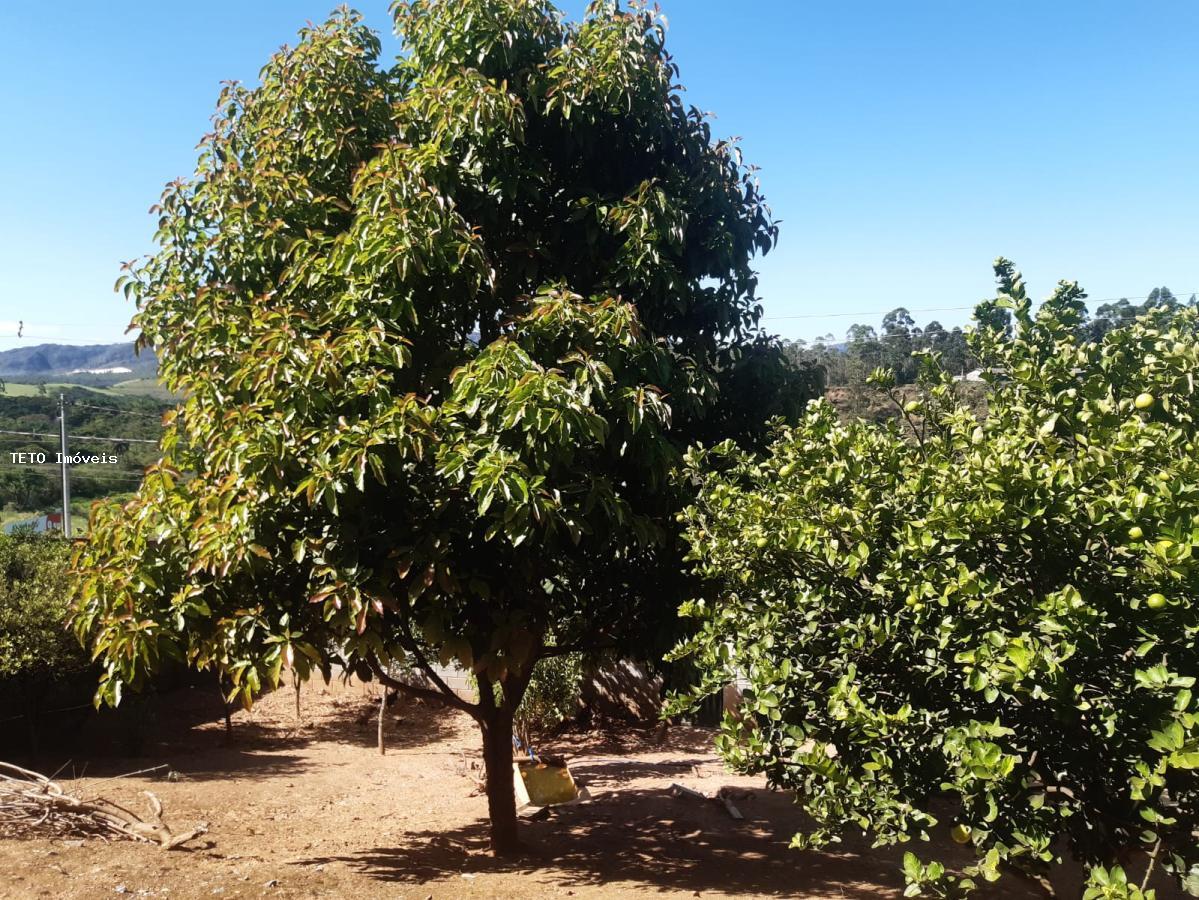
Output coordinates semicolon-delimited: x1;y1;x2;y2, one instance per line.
378;687;387;756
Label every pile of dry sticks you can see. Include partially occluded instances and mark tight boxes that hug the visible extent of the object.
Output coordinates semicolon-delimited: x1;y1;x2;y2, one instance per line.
0;761;206;849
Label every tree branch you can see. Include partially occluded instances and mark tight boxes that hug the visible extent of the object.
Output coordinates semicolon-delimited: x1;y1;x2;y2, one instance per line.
367;653;479;719
394;619;483;711
539;642;598;659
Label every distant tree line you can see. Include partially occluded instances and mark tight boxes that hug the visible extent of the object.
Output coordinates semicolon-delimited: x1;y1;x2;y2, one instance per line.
783;286;1195;387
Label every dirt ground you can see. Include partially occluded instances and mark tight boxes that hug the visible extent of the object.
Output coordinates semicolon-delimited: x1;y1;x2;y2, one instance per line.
0;677;1085;899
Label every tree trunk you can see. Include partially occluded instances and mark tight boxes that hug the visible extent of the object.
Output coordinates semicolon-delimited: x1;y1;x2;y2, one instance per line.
372;652;531;855
479;706;520;855
215;673;233;741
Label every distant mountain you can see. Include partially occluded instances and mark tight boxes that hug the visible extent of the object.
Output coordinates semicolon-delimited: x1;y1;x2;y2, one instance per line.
0;342;157;378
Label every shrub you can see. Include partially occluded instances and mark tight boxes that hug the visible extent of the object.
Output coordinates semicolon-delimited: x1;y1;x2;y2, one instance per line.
0;533;92;752
513;652;583;747
672;261;1199;896
0;533;87;684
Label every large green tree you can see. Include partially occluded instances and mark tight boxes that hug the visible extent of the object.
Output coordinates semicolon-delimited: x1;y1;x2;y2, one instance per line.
71;1;815;852
673;261;1199;895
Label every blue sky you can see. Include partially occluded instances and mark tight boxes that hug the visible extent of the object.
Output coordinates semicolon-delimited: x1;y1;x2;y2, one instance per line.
1;1;1196;352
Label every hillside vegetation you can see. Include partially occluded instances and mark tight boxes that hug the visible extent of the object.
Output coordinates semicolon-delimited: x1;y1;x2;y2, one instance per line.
0;388;167;526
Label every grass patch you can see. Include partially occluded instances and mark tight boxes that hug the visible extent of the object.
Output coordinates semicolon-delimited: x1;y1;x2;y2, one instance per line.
109;378;178;400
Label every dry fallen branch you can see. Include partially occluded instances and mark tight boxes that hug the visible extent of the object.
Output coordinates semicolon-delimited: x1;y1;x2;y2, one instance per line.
0;762;207;849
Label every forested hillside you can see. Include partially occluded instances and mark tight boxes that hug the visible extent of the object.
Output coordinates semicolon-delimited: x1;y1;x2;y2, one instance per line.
0;342;156;378
0;388;166;526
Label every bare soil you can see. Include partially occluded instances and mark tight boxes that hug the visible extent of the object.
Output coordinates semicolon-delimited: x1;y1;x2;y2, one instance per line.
0;677;1051;899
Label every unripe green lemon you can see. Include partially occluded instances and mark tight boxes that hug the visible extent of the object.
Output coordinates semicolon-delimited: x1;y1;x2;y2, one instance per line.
779;463;795;477
1146;593;1168;610
1134;392;1155;410
1128;526;1144;541
754;537;768;549
950;824;972;844
903;400;920;413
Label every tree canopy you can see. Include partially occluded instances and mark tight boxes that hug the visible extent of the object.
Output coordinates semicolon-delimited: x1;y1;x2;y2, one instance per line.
673;261;1199;895
71;0;816;851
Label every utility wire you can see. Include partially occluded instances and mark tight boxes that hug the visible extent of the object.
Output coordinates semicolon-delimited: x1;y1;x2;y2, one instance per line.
0;335;137;345
5;291;1195;334
762;291;1198;321
0;436;155;449
0;467;146;482
0;399;166;420
1;467;146;482
70;402;165;419
0;429;157;445
764;304;974;321
3;467;144;481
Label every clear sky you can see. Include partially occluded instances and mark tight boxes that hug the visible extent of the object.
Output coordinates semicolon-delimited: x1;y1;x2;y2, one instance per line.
1;1;1196;352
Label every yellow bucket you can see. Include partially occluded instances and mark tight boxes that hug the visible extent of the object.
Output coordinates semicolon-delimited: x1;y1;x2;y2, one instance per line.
514;760;580;807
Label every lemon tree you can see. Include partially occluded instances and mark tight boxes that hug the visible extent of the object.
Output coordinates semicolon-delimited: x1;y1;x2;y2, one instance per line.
673;260;1199;895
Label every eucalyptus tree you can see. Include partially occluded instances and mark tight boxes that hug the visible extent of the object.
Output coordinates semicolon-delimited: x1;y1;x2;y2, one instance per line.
71;1;815;852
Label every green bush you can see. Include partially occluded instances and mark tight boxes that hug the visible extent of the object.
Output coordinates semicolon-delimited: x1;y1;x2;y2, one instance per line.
514;652;583;747
0;533;87;684
0;533;92;752
672;261;1199;896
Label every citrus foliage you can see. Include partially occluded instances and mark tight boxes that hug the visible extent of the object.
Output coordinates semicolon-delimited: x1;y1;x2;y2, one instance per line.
672;261;1199;894
1;533;87;683
513;650;583;744
69;1;814;848
1083;865;1157;900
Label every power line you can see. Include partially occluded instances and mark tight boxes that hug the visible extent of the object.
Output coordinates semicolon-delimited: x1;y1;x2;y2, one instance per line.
760;291;1198;322
0;335;137;345
0;436;155;450
0;460;146;476
0;471;145;483
0;398;166;422
764;304;974;321
7;471;145;482
1;467;146;483
0;429;157;445
3;289;1195;340
70;402;165;419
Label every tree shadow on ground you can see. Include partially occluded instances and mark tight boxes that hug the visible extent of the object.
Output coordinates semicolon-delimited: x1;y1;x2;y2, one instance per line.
298;786;923;898
16;678;461;784
299;692;461;752
299;784;1055;899
543;719;717;758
